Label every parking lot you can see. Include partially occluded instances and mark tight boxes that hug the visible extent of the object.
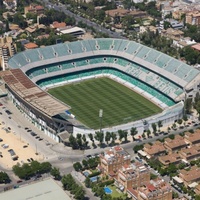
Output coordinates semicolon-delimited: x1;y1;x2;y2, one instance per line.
0;124;43;169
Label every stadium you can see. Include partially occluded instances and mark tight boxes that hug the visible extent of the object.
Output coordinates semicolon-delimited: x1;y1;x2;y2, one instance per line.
1;38;200;143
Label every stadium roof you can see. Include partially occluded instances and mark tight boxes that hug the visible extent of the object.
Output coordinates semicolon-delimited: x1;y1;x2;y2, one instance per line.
0;178;71;200
0;69;70;117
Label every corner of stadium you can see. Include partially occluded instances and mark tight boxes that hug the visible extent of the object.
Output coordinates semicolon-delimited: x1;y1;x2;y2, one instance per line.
1;38;200;144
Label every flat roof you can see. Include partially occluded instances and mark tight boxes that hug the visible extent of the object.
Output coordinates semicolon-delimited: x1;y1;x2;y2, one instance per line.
59;27;85;34
0;178;71;200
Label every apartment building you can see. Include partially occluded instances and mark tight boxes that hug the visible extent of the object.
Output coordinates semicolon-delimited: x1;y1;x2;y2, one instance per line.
137;178;172;200
0;37;16;69
164;135;187;152
115;162;150;192
179;166;200;187
184;130;200;145
179;145;200;162
186;11;200;26
158;152;182;166
24;4;44;15
143;141;166;159
99;146;131;177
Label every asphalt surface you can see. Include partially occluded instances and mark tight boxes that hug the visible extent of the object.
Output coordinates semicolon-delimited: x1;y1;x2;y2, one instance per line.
41;0;125;39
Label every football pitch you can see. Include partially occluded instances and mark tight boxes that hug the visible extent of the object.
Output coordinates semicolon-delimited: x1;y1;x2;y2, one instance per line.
48;77;162;129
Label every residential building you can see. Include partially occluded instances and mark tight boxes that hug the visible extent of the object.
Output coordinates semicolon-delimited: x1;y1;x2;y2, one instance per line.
184;130;200;145
195;184;200;195
24;4;44;15
191;43;200;53
143;141;166;159
158;152;182;166
164;135;187;152
161;28;184;41
50;21;66;29
186;11;200;25
105;8;146;22
179;145;200;162
176;37;196;49
99;146;131;177
0;37;16;69
179;166;200;186
137;178;172;200
114;162;150;192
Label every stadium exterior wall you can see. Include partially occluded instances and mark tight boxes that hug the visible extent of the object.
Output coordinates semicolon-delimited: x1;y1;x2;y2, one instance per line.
5;85;73;142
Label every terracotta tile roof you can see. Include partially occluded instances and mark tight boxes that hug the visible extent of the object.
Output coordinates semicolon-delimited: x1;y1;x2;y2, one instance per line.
180;166;200;182
52;21;66;29
24;42;38;49
192;43;200;51
159;152;181;165
164;135;187;150
127;188;138;197
143;141;166;156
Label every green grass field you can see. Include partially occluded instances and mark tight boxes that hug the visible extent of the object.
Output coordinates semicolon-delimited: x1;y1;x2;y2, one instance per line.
48;77;162;129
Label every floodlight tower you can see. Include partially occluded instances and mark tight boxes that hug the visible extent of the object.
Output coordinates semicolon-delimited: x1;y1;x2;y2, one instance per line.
99;109;103;133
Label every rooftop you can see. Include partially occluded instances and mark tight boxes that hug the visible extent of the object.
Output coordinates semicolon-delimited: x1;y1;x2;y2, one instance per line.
143;141;166;156
0;178;71;200
159;152;181;165
0;69;69;117
179;165;200;182
164;135;187;150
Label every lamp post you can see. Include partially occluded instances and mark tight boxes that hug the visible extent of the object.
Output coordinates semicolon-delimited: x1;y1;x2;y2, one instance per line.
99;109;103;133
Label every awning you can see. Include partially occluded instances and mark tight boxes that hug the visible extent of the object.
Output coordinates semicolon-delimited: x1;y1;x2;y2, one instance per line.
138;150;147;157
188;182;198;188
172;176;183;184
58;131;70;142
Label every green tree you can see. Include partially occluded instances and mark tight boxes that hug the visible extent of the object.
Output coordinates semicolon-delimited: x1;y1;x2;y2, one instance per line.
50;167;61;180
133;144;144;153
69;135;78;149
0;172;10;183
130;127;138;141
110;132;117;145
118;130;124;142
151;123;157;134
158;120;162;130
73;162;82;171
147;129;151;138
85;177;91;188
105;131;111;144
82;159;88;169
94;131;104;146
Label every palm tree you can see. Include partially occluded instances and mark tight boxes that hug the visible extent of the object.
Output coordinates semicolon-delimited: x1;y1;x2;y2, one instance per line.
110;132;117;145
130;127;138;141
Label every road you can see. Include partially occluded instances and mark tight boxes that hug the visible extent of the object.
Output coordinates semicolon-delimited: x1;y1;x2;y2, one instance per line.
0;96;198;199
41;0;125;39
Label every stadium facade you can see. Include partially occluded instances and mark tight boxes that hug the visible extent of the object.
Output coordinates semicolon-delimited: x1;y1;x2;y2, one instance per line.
2;38;200;143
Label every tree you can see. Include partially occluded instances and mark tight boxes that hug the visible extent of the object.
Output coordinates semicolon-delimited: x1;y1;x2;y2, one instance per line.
50;167;61;180
147;129;151;138
73;162;82;171
105;131;111;144
74;186;85;200
118;130;124;142
110;132;117;144
0;172;10;183
82;159;88;169
130;127;138;141
69;134;78;149
177;119;183;125
94;131;104;146
183;115;188;121
157;120;162;130
133;144;144;153
84;177;91;188
88;133;94;143
124;131;128;142
151;123;157;134
62;174;75;190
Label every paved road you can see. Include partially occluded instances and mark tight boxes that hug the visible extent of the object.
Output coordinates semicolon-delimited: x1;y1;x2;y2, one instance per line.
41;0;125;39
